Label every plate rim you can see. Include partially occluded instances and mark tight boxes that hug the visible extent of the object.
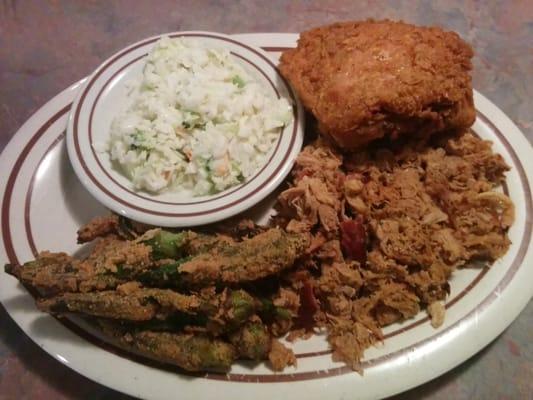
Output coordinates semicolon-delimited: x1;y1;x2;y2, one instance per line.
0;33;532;400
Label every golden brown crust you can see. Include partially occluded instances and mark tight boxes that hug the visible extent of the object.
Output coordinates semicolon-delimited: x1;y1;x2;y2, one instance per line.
77;215;119;243
280;20;476;149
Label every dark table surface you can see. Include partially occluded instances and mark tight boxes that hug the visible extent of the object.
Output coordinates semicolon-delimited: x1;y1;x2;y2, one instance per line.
0;1;531;399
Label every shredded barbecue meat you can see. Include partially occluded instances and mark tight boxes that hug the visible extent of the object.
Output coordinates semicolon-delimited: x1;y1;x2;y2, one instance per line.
277;131;513;369
268;339;297;371
276;138;345;236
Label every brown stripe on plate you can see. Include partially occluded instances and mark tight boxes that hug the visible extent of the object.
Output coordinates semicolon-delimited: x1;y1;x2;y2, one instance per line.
24;132;66;257
72;33;299;216
1;104;71;264
261;46;293;52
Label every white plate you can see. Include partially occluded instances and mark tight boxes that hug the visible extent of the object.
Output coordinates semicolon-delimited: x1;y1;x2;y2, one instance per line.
0;34;532;400
66;31;304;227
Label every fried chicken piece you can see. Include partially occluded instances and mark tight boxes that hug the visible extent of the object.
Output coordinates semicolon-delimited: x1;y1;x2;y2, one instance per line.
279;20;475;149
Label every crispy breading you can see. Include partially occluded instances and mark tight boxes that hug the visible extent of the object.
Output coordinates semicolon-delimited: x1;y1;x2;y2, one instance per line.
178;228;310;284
99;320;237;372
77;215;119;243
229;320;272;360
37;287;202;321
280;20;475;149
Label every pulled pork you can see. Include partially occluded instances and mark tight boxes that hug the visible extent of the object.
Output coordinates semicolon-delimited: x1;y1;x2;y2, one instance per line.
276;138;345;235
276;131;513;369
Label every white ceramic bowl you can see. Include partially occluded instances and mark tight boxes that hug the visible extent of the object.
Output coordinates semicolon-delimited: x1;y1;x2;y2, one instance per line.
66;31;304;227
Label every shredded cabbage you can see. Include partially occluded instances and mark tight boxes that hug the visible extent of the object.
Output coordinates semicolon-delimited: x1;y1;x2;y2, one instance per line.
106;37;293;195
